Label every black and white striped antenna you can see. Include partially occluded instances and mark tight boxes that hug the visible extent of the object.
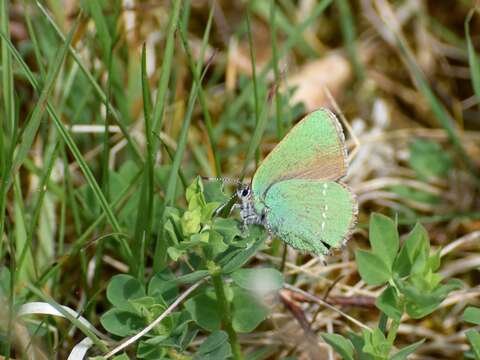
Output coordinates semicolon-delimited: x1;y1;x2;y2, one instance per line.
201;176;245;187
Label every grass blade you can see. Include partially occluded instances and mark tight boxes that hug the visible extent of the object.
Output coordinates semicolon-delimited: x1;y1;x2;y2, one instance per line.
0;30;134;266
151;0;183;152
36;1;143;163
336;0;364;81
178;4;220;176
465;9;480;103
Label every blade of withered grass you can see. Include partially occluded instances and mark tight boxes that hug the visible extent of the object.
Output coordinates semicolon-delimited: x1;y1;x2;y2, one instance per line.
36;1;143;163
0;31;134;267
465;9;480;105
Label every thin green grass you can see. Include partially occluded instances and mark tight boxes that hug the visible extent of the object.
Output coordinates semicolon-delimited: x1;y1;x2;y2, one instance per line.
37;2;143;162
0;28;134;268
336;0;365;81
465;9;480;104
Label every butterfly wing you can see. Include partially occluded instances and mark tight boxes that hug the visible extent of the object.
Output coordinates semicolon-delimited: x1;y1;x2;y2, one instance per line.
252;108;347;201
264;179;357;255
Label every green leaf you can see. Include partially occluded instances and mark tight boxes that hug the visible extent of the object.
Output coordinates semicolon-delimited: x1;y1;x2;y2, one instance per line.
321;333;354;360
197;330;229;353
355;249;391;286
369;213;399;268
184;292;221;331
408;139;452;180
389;339;425;360
185;177;206;209
222;229;266;273
401;279;462;319
181;208;202;236
362;328;391;359
202;202;222;223
464;307;480;326
393;223;428;277
137;339;168;359
106;274;146;311
212;218;242;244
232;287;269;333
231;268;284;294
428;249;442;272
206;230;228;258
148;270;179;303
203;179;230;203
193;330;232;360
167;246;185;261
389;185;439;205
466;329;480;360
376;286;402;322
100;308;145;337
348;332;374;360
171;270;210;285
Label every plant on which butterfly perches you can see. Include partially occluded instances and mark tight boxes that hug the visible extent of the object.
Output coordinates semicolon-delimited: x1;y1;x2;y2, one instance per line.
96;179;462;360
95;110;461;360
98;109;360;359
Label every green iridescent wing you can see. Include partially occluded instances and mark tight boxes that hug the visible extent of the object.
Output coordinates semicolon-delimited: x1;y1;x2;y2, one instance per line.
264;179;357;255
252;108;347;201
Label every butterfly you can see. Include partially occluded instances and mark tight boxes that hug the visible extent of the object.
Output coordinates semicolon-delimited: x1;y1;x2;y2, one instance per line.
236;108;358;256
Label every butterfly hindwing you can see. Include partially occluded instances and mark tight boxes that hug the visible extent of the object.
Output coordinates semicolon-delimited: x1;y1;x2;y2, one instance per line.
263;179;357;256
252;108;347;201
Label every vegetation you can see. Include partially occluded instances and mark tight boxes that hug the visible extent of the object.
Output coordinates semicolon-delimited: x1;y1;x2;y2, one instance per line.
1;0;480;359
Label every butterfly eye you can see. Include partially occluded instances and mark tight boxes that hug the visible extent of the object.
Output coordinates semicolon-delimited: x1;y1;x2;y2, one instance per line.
241;188;250;197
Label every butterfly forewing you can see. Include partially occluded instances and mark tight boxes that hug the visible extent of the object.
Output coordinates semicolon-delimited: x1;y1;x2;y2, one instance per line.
252;108;347;201
264;179;357;256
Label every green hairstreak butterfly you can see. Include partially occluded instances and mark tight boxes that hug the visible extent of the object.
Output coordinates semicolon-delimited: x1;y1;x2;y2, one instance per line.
237;108;358;256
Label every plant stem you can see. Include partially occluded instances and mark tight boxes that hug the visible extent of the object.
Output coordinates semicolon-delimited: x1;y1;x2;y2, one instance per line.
387;319;400;345
210;264;243;359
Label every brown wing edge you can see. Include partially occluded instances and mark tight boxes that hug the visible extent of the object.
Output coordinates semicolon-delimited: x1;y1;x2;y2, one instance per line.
322;108;349;181
253;107;350;185
335;181;359;251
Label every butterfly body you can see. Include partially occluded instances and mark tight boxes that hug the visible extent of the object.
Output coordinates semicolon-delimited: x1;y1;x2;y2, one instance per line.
237;108;358;256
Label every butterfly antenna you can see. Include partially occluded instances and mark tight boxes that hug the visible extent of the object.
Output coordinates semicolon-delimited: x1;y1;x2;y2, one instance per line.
201;176;244;186
323;86;360;163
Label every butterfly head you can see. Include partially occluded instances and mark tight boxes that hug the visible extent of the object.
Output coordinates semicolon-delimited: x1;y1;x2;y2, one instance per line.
236;184;252;201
